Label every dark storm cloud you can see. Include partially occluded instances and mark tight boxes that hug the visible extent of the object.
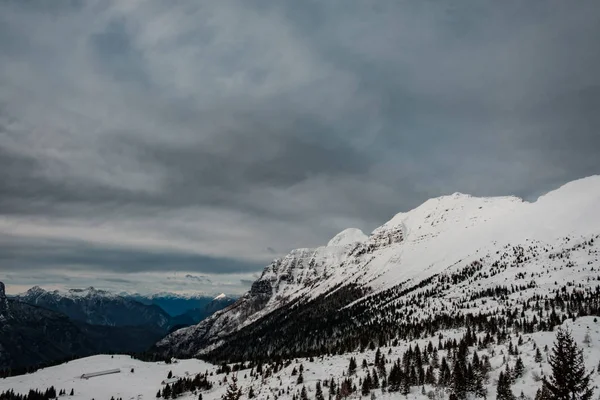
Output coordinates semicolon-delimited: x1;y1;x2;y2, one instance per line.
0;234;260;274
1;0;600;293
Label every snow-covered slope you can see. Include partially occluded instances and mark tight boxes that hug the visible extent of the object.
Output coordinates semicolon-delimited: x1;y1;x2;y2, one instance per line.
157;176;600;358
3;317;600;400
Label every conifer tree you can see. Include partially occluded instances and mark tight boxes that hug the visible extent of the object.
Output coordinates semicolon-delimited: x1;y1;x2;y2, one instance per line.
496;371;515;400
371;369;379;388
348;357;357;376
222;377;241;400
514;357;525;379
535;385;552;400
451;361;467;399
535;348;543;363
400;373;410;396
543;328;593;400
431;348;440;369
361;374;371;396
300;386;308;400
315;381;325;400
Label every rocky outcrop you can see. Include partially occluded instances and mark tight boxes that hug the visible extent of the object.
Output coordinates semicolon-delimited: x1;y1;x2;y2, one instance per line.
0;281;10;320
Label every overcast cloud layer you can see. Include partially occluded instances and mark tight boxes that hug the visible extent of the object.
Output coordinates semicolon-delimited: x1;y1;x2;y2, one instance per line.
1;0;600;295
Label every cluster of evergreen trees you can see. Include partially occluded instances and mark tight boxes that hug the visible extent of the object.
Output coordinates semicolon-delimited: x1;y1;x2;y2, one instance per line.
244;325;594;400
0;387;74;400
352;329;489;399
156;373;212;399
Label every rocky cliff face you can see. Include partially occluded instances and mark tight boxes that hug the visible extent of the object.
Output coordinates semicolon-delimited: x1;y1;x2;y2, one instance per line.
0;282;10;321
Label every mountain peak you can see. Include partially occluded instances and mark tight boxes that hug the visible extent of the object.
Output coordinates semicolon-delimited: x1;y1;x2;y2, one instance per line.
214;293;227;300
327;228;368;247
26;285;47;296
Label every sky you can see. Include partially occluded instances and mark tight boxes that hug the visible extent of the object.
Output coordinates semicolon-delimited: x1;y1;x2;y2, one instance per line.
1;0;600;295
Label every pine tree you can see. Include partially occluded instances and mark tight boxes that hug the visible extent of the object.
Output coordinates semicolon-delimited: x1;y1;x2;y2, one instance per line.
543;328;593;400
451;361;467;400
496;371;515;400
371;369;379;388
400;373;410;396
439;357;451;387
474;371;487;398
156;390;161;398
514;357;525;379
248;387;255;399
535;348;543;363
222;377;241;400
162;385;171;399
300;386;308;400
168;371;173;379
387;360;402;392
535;385;552;400
431;349;440;369
361;375;371;396
315;381;325;400
348;357;357;376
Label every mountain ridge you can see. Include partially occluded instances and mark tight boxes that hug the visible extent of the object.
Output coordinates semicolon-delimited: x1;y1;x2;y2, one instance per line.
155;175;600;360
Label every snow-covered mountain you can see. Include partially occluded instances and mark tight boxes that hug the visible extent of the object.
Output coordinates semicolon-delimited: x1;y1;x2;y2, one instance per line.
15;286;173;331
156;176;600;360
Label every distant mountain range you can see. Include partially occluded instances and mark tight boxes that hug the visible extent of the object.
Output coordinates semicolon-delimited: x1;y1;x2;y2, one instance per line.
0;283;235;370
15;286;173;331
126;292;236;321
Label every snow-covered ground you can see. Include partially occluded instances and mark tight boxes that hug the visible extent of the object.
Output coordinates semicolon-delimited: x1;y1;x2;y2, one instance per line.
3;317;599;400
